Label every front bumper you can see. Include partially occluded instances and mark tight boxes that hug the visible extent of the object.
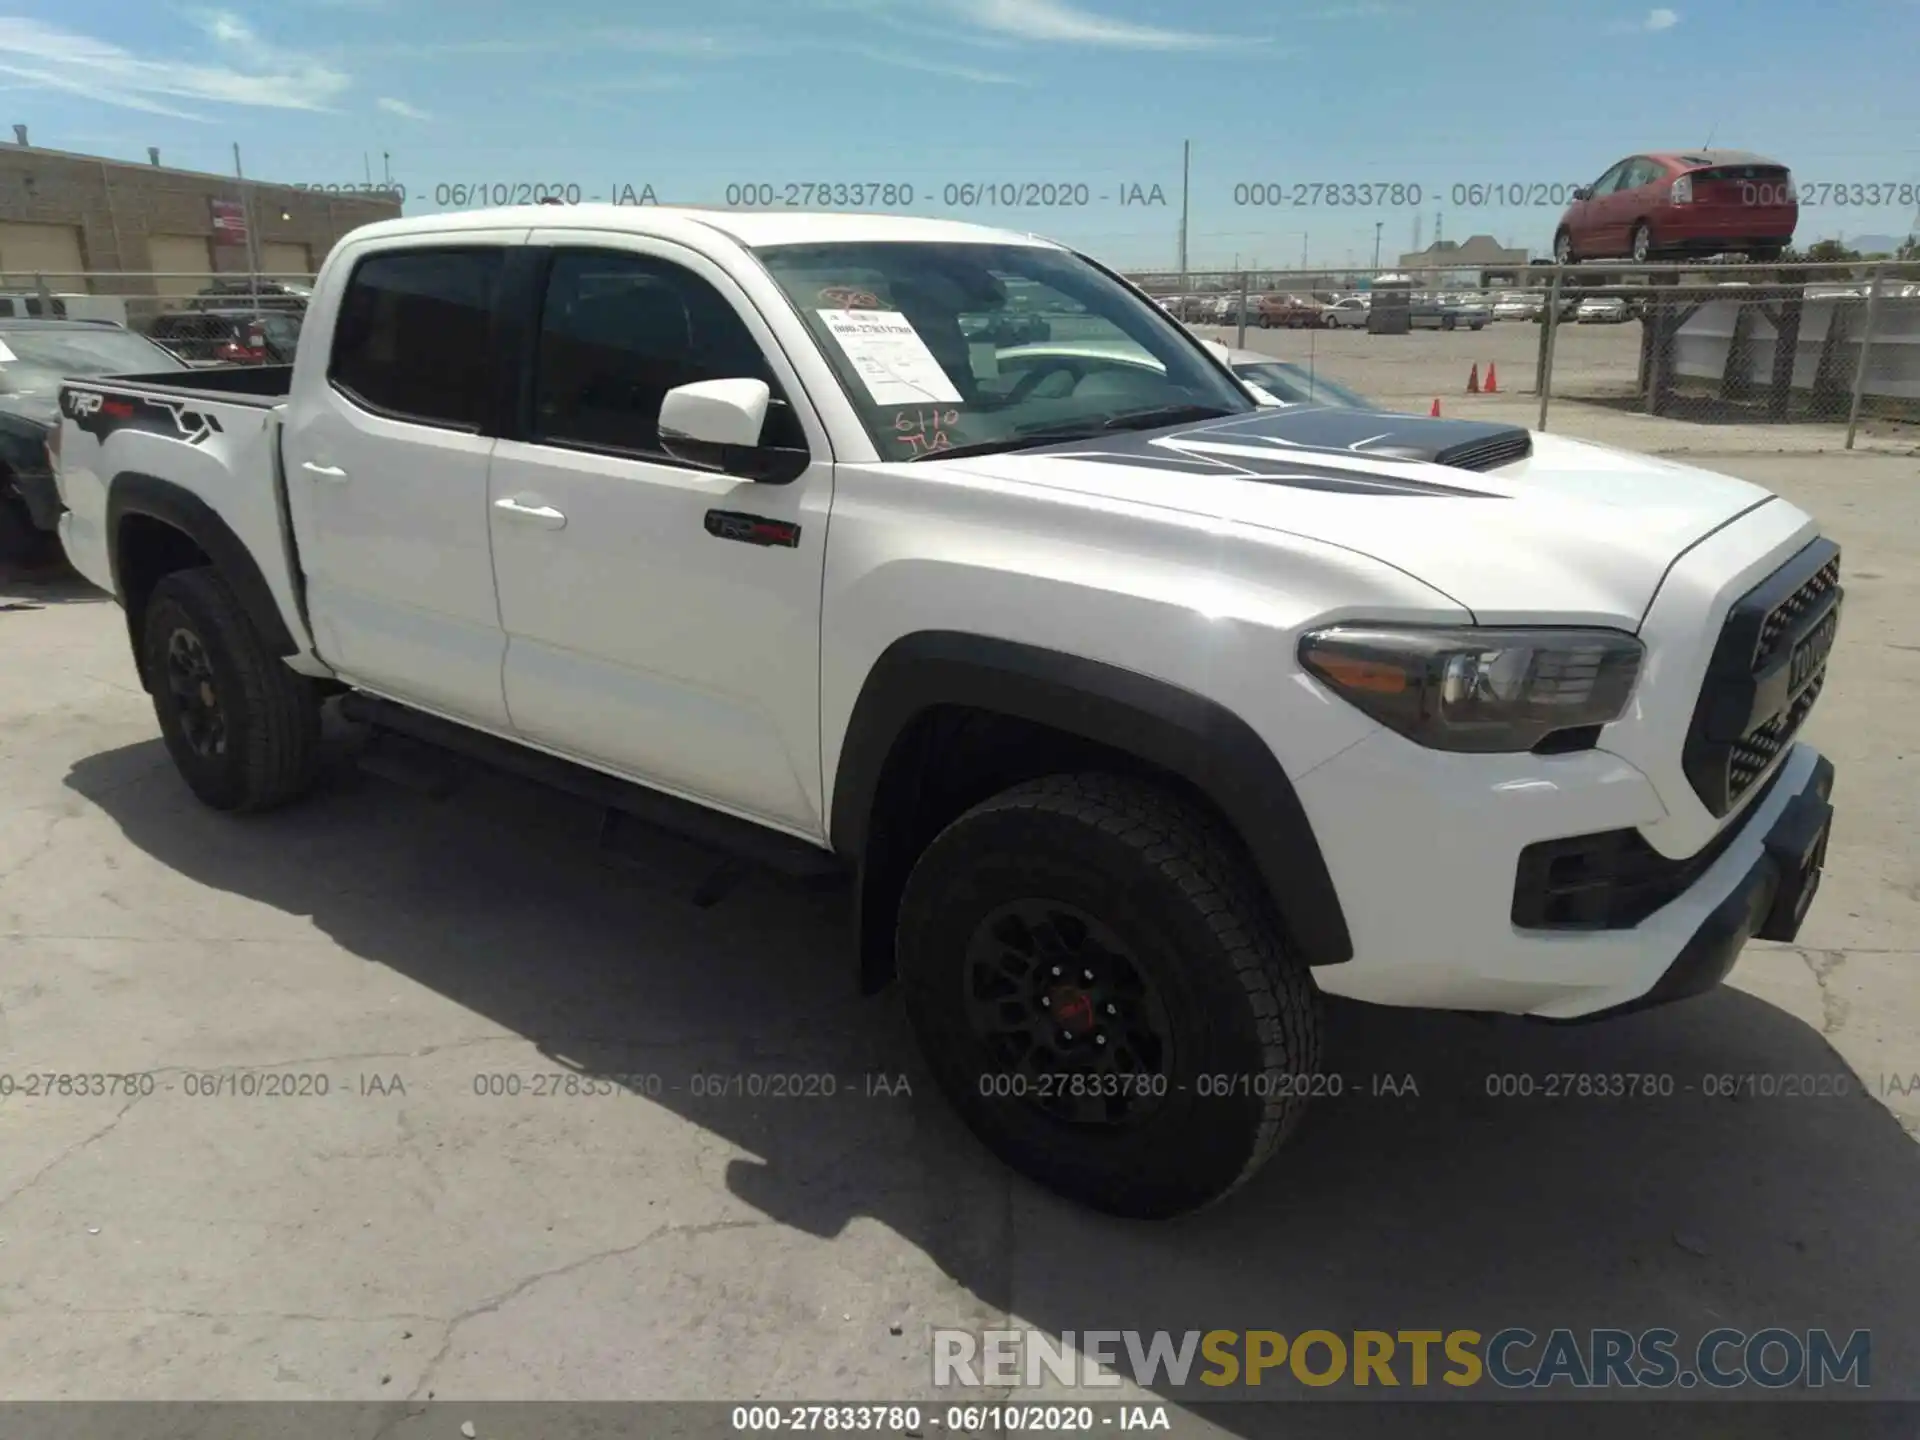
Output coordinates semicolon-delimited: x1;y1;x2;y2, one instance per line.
1296;737;1836;1020
1563;752;1834;1021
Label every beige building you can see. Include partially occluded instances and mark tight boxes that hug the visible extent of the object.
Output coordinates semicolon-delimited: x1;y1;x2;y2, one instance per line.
1397;235;1533;285
0;132;400;297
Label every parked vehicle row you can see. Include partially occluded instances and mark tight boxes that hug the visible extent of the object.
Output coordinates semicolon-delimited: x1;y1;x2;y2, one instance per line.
0;318;189;564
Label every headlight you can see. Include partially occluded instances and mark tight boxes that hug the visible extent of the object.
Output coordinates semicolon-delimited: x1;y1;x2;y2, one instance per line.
1299;625;1643;753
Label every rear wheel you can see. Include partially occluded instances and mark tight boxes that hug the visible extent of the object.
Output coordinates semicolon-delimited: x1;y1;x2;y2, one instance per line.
142;567;321;812
1630;222;1654;264
1750;245;1783;264
897;774;1322;1219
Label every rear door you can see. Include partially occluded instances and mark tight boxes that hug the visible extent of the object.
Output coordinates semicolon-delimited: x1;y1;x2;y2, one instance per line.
1594;158;1653;253
1615;158;1670;250
281;234;522;729
1573;159;1631;254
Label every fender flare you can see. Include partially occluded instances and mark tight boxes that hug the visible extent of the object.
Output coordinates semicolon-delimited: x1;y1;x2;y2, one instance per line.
106;471;297;685
830;632;1353;970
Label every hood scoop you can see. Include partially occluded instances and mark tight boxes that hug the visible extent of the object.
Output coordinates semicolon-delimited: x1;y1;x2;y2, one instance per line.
1025;406;1535;488
1431;428;1532;472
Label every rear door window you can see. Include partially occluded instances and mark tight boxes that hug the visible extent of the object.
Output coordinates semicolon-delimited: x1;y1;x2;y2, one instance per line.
329;248;505;430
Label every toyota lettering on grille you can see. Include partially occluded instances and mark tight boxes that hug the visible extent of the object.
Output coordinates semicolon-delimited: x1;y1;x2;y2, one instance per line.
1790;608;1839;694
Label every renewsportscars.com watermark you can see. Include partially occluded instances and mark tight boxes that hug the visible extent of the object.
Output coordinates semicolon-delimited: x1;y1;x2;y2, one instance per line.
933;1328;1871;1391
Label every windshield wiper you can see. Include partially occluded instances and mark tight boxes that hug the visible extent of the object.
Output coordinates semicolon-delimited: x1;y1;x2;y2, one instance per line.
906;421;1111;462
905;405;1239;463
1096;403;1238;431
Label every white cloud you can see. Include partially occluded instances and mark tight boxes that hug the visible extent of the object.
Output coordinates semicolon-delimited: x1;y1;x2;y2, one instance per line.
1644;7;1680;28
375;28;770;60
0;14;349;119
941;0;1238;49
843;45;1024;83
376;96;430;119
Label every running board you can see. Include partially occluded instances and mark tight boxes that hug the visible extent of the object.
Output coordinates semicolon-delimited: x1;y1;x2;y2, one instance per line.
338;693;845;882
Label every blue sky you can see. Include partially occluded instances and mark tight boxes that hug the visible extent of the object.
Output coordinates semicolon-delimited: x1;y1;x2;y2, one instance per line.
3;0;1917;269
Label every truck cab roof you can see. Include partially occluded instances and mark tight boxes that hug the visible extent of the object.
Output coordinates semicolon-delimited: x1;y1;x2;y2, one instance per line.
342;204;1070;253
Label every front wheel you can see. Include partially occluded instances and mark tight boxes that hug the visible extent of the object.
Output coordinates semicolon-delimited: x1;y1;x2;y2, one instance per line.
142;567;321;812
1630;222;1654;264
897;774;1322;1219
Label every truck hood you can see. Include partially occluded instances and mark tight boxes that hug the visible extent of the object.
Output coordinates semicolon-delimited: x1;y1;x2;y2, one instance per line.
0;388;57;430
933;408;1774;626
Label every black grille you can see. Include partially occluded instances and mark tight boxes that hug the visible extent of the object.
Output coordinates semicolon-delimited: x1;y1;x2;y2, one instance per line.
1513;766;1786;930
1755;551;1841;668
1435;430;1532;472
1683;538;1842;817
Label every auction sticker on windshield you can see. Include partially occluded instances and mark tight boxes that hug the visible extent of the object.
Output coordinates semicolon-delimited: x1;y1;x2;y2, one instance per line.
816;309;962;406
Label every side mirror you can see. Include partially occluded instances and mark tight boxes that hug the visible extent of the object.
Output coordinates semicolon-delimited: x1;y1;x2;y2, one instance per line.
658;378;809;484
1573;186;1593;201
660;377;769;447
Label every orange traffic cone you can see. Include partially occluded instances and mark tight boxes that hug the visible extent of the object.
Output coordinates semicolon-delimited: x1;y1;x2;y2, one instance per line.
1466;363;1480;394
1485;361;1499;393
1430;398;1442;417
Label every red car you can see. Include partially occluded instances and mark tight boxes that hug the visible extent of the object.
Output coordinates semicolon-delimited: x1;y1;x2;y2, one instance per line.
1553;150;1798;265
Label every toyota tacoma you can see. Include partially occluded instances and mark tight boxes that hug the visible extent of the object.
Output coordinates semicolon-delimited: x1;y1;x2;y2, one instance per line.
50;208;1842;1218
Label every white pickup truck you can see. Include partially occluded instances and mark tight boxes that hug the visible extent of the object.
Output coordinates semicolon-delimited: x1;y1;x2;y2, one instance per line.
51;207;1841;1217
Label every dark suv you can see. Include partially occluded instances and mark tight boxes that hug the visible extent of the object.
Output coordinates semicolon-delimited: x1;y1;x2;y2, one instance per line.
146;310;301;366
189;278;313;311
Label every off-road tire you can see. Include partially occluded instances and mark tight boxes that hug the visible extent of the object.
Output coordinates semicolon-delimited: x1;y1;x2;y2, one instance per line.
896;773;1322;1219
142;567;320;812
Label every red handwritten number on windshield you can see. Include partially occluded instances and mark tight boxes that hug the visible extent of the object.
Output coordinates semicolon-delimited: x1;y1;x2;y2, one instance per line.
822;286;882;309
895;407;959;456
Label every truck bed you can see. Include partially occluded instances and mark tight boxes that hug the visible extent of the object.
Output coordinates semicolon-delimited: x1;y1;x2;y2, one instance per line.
55;364;320;677
91;364;292;404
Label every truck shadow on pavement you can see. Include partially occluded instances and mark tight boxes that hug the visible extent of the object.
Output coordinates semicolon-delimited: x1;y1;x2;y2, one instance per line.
64;730;1920;1434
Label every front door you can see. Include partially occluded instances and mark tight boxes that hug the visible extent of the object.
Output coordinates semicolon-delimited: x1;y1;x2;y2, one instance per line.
281;238;518;730
486;238;835;835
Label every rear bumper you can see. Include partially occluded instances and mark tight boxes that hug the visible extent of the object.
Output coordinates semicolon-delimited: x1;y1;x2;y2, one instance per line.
9;467;62;531
1658;230;1795;253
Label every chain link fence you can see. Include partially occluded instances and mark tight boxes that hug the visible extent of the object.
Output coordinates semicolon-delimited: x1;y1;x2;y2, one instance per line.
0;269;317;365
1123;260;1920;448
8;262;1917;446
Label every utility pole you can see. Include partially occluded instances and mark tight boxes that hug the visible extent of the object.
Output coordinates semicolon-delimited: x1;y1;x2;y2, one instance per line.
1373;221;1383;270
1301;232;1309;270
382;151;391;186
1177;139;1191;287
363;152;372;185
233;142;263;311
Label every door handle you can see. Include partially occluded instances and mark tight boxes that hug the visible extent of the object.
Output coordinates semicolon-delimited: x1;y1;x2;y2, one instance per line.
300;461;349;483
493;496;567;530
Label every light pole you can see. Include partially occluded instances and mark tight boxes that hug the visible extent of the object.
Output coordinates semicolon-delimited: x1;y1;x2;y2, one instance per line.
1373;221;1383;270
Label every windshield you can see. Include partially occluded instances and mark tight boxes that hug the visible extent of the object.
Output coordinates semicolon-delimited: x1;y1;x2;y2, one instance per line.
752;240;1251;460
0;326;182;384
1233;361;1376;410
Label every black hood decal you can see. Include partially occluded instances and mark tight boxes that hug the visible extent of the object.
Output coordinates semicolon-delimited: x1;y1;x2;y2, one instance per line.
60;386;225;446
1026;408;1525;497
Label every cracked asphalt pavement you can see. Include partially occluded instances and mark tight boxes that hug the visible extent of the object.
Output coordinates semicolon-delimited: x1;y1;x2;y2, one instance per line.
0;451;1916;1425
